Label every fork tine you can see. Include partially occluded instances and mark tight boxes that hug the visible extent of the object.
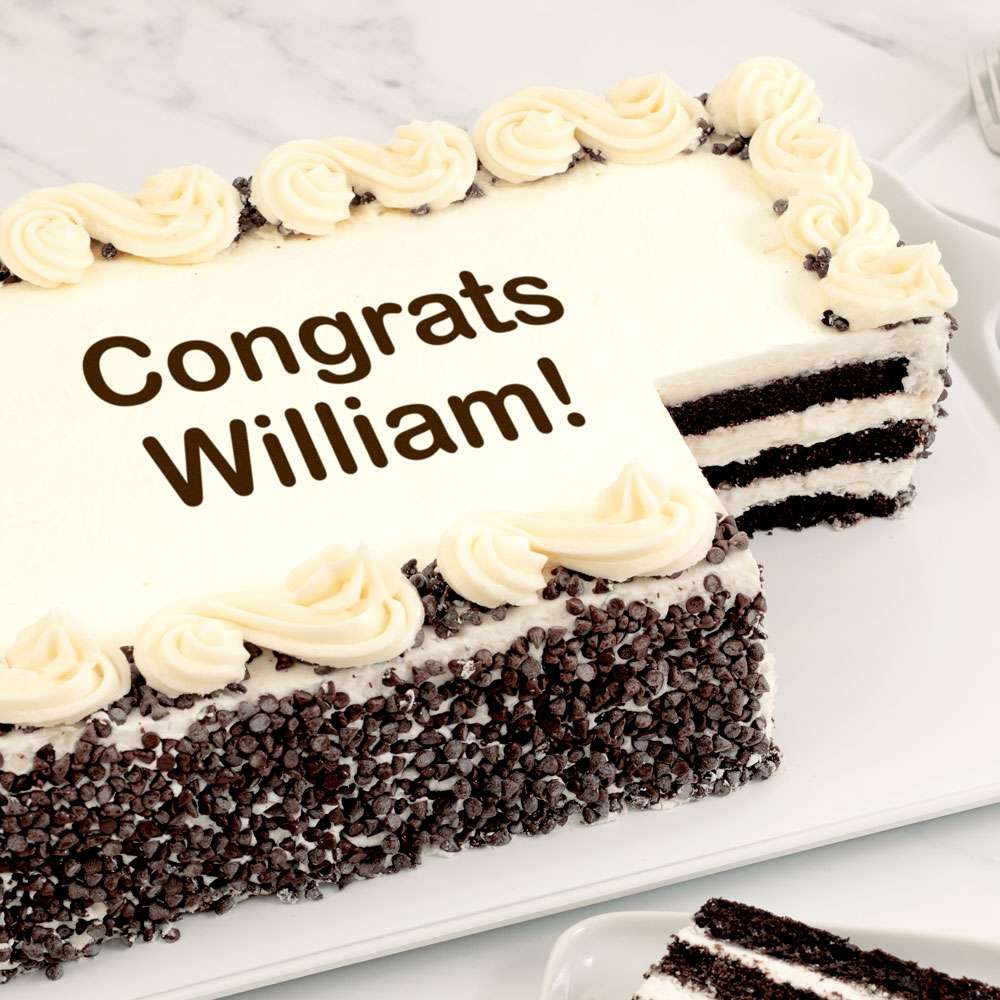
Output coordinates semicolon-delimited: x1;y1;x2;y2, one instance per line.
967;52;990;118
986;49;1000;119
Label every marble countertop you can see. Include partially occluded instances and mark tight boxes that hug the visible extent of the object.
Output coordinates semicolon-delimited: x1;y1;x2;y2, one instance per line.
0;0;995;202
2;1;998;997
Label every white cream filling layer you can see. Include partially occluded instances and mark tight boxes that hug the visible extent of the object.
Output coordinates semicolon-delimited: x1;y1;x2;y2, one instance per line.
677;313;948;468
685;390;938;469
637;925;892;1000
0;149;937;656
718;458;917;515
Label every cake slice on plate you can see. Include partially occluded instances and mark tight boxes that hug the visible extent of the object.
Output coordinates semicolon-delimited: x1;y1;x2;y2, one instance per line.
636;898;999;1000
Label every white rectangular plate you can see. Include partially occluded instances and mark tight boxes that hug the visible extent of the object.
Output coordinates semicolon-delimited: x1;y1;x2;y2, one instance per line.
539;911;1000;1000
6;167;1000;1000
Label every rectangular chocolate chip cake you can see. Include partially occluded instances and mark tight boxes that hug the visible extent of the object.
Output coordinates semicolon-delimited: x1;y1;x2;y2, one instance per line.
0;56;956;984
635;899;999;1000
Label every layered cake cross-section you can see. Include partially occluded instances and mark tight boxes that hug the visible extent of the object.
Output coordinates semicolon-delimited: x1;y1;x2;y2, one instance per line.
634;898;999;1000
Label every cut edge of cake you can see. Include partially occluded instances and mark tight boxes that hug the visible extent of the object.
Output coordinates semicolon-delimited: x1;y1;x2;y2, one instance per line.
635;898;1000;1000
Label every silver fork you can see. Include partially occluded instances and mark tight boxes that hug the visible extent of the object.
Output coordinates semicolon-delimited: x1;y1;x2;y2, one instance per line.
967;49;1000;153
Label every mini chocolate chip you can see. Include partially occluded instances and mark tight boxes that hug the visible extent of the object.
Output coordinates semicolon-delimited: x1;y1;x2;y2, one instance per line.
248;713;270;733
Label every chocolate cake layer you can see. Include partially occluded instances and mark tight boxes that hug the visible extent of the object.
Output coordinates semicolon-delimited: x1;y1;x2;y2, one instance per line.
654;940;819;1000
737;489;913;535
702;420;932;490
666;357;910;437
0;524;777;983
691;898;1000;1000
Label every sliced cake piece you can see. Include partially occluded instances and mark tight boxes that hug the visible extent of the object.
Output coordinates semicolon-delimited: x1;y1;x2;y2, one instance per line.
636;898;999;1000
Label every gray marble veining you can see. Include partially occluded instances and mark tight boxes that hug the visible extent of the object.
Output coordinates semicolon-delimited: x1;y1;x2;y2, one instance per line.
0;0;988;206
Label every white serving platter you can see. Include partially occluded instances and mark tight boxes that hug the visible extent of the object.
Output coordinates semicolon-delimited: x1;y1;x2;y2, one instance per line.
539;911;1000;1000
6;165;1000;1000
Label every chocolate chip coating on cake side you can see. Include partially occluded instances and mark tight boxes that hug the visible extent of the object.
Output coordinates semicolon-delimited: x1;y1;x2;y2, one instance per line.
0;522;776;983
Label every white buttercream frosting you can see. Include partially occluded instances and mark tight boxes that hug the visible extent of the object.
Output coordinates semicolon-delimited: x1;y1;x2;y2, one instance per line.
781;188;898;257
251;121;476;235
436;462;717;604
822;240;958;330
134;545;424;695
473;74;703;183
249;140;355;236
750;114;873;199
0;613;131;726
514;461;717;581
0;166;241;287
707;57;822;138
133;613;250;698
437;517;548;608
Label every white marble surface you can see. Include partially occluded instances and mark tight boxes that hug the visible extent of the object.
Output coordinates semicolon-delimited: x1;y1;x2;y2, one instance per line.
1;1;999;997
244;806;1000;1000
0;0;990;204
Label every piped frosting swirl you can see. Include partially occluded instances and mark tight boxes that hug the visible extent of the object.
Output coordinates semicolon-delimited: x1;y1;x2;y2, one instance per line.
707;57;821;138
437;517;548;608
134;545;424;696
750;115;873;199
705;55;956;328
436;461;718;602
0;166;241;288
473;74;704;183
251;121;476;235
0;58;956;330
133;613;250;699
0;614;131;726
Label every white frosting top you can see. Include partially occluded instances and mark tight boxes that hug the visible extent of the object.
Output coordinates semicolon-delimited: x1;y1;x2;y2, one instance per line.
251;121;477;236
0;58;959;724
0;60;957;332
707;57;822;138
0;614;131;726
437;517;548;609
781;188;899;257
436;461;716;605
473;73;704;183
